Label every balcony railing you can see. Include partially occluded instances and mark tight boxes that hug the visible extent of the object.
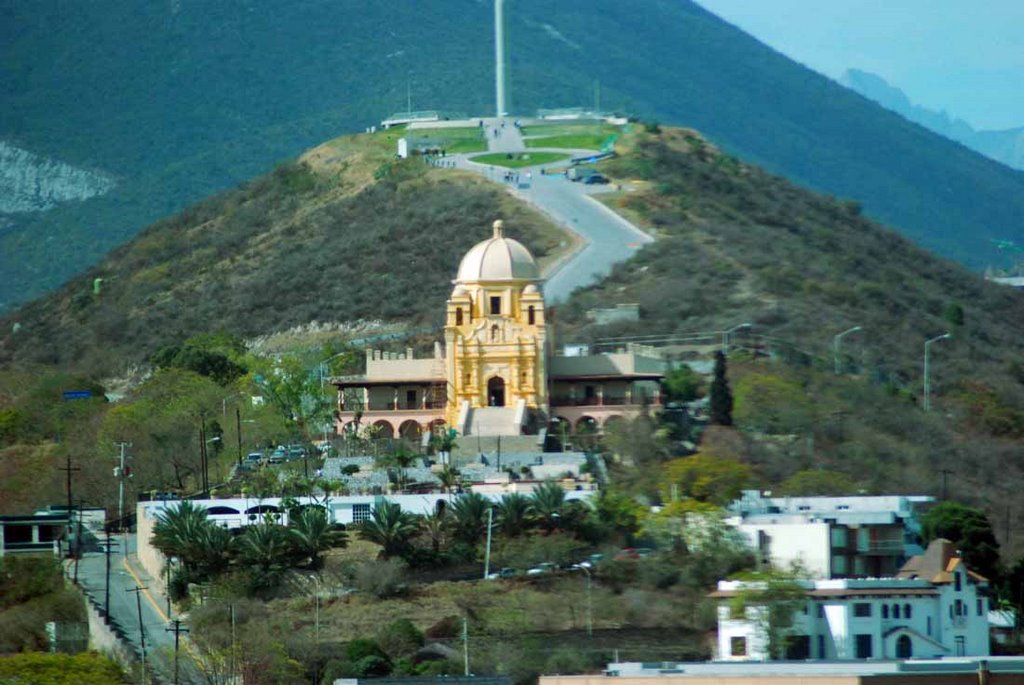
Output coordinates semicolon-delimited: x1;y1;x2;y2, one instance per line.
856;540;904;554
550;395;660;408
339;400;446;413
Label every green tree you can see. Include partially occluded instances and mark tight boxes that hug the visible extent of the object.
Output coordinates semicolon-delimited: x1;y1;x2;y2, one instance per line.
234;522;293;592
778;469;857;496
495;493;534;537
449;492;491;546
730;570;807;660
250;354;335;475
944;301;965;329
151;500;229;577
662;453;752;505
358;501;420;559
289;506;346;569
663;364;705;402
920;501;1001;581
531;481;567;533
709;351;733;426
733;372;814;434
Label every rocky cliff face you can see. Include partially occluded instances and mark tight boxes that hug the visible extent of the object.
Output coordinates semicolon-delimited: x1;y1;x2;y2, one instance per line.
840;69;1024;171
0;141;115;213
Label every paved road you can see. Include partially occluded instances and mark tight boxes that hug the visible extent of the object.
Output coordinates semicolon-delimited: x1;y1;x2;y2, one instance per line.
75;533;202;684
451;140;653;303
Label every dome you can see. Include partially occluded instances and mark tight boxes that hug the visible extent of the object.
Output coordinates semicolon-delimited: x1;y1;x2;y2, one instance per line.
451;285;468;297
522;284;539;294
456;220;540;282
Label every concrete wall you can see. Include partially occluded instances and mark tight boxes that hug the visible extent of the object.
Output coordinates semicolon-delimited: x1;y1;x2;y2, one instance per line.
734;521;831;576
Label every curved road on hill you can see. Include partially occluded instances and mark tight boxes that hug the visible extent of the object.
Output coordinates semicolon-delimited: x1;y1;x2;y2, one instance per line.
450;118;654;303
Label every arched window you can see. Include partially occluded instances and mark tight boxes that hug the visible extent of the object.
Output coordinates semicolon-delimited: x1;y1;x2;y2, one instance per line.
528;305;536;325
490;324;499;341
882;605;889;619
904;604;912;619
896;634;912;659
456;308;463;326
893;604;901;619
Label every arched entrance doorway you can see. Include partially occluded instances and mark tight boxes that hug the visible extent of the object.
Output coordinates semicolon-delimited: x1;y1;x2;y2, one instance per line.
895;634;912;659
487;376;506;407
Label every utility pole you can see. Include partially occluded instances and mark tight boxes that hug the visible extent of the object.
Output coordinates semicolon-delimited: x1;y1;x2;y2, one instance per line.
924;332;952;411
483;507;494;579
230;603;237;684
73;501;85;584
104;530;114;618
462;617;469;676
236;407;243;468
199;419;209;495
58;454;81;522
127;585;147;685
166;619;190;685
940;468;953;500
114;442;132;529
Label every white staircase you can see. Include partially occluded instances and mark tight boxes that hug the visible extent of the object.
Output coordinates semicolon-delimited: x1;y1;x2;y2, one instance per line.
467;407;521;436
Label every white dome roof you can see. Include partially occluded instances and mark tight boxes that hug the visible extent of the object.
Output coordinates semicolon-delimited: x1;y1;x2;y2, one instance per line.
456;220;539;282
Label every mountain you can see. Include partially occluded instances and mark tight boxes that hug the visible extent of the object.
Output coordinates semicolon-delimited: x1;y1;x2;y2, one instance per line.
840;69;1024;172
5;1;1024;309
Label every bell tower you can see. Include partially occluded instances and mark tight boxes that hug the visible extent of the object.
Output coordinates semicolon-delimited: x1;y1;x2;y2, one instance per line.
444;220;548;433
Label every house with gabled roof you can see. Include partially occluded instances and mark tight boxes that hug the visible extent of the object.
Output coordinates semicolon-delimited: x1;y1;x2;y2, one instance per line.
711;539;990;661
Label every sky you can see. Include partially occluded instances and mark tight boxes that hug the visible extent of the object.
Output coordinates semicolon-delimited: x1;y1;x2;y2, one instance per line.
694;0;1024;131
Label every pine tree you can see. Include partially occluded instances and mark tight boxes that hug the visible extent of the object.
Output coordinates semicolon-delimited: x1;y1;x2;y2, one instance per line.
709;351;733;426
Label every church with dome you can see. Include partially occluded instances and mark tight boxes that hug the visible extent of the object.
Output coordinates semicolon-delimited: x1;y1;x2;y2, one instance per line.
333;220;666;443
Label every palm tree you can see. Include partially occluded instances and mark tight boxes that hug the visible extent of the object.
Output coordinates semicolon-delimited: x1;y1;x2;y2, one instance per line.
420;509;448;556
531;481;567;533
438;465;462;495
151;500;212;573
234;522;293;589
358;500;420;559
495;493;533;537
450;492;491;546
193;522;233;577
289;506;346;569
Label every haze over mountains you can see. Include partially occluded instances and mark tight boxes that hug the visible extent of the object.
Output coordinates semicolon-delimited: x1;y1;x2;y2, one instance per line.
4;0;1024;310
840;69;1024;172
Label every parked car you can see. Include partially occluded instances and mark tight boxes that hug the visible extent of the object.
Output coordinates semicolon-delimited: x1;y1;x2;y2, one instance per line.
573;553;605;570
269;447;287;464
485;567;518;580
287;445;307;460
245;452;264;464
583;173;610;185
614;547;654;561
526;562;557;576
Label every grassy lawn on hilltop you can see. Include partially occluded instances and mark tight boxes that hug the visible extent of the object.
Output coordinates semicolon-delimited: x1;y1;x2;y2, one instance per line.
383;126;487;154
471;152;570;168
523;123;621;150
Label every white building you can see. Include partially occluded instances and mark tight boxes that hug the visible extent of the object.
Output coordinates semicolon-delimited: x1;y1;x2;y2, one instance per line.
135;490;595;580
726;491;934;578
712;539;990;662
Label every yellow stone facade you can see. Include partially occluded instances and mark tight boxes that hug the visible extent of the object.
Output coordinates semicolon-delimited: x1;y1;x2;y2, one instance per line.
443;220;549;427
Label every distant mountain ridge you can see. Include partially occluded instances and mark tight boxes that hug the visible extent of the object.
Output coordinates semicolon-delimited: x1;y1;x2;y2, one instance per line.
840;68;1024;171
5;0;1024;307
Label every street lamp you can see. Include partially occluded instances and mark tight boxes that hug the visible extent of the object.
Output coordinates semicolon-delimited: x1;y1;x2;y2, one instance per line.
722;322;752;354
833;326;863;375
319;351;352;390
923;333;952;412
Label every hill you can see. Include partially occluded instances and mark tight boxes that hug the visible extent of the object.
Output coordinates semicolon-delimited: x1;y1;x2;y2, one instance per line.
0;129;567;374
5;0;1024;309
